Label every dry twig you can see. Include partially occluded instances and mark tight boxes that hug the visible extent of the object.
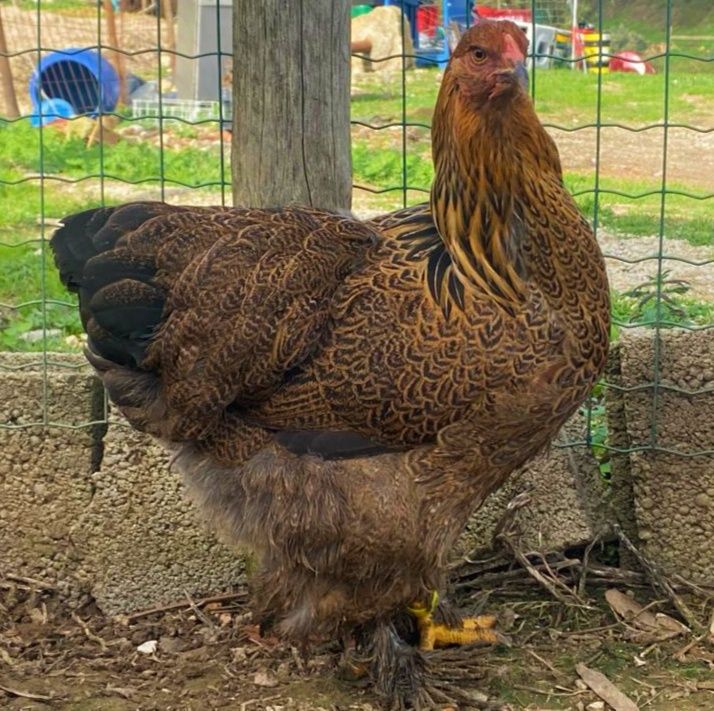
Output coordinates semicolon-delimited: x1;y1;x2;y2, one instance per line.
71;612;108;652
525;647;565;679
2;573;56;590
124;589;248;622
496;532;590;608
614;524;703;633
578;528;608;597
0;684;58;701
183;590;215;627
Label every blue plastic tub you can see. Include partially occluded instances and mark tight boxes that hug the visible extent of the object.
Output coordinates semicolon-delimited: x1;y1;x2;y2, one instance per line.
29;97;75;128
29;48;119;118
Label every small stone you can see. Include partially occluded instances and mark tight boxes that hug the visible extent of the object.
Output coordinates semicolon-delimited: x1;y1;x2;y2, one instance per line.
136;639;158;654
158;637;183;654
231;646;248;663
694;493;710;509
276;661;291;679
253;668;278;687
586;703;605;711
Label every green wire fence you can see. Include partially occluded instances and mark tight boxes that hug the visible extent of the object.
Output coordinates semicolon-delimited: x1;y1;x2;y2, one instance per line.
0;0;712;467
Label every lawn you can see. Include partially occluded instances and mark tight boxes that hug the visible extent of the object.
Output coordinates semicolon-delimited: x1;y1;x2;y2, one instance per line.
353;65;714;128
1;60;712;351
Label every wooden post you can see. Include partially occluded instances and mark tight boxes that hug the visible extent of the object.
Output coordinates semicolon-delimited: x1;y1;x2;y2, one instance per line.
0;7;20;119
231;0;352;211
162;0;177;78
103;0;128;105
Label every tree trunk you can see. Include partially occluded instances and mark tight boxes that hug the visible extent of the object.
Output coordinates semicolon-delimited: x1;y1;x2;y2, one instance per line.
231;0;351;211
102;0;128;105
0;7;20;119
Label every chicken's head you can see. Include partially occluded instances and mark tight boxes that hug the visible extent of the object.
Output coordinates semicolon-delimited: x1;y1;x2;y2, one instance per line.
446;20;529;108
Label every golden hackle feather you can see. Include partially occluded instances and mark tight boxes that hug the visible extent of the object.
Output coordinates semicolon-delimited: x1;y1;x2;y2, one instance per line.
429;60;567;312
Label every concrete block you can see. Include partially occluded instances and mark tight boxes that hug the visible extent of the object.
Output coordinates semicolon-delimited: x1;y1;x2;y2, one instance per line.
0;353;244;613
0;353;99;598
604;341;641;570
609;329;714;584
0;353;612;612
455;413;609;558
81;413;245;615
13;333;710;609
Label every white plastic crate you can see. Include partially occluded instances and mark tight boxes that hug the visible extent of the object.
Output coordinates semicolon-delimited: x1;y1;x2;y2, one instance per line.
131;98;222;123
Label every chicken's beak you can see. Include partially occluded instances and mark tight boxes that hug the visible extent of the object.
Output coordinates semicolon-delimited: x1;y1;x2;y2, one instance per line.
489;60;528;99
514;61;529;90
497;32;529;93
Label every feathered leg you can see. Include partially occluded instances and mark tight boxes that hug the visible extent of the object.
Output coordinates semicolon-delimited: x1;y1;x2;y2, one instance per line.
352;615;500;710
354;619;427;710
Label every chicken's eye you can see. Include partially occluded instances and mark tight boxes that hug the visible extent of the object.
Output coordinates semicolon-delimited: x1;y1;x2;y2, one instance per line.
472;47;487;62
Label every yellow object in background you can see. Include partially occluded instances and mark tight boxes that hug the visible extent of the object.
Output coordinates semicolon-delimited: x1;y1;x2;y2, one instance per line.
583;31;611;74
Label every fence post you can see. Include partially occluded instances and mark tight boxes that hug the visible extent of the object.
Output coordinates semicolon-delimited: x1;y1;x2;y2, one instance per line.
102;0;128;105
231;0;351;211
162;0;177;77
0;7;20;119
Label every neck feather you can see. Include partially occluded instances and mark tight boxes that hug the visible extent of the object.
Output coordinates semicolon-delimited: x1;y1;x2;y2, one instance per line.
430;81;560;308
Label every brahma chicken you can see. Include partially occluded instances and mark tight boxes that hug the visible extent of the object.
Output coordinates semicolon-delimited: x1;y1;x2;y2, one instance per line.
51;19;609;706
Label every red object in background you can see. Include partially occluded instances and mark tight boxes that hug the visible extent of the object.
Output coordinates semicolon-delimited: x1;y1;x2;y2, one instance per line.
610;50;656;75
476;6;532;22
572;27;586;65
416;5;439;37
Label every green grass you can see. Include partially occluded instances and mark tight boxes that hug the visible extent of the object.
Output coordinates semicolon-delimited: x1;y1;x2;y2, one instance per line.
611;287;714;333
0;167;89;351
0;171;99;240
14;0;98;14
0;237;83;352
0;120;226;190
353;67;714;129
565;172;714;246
352;142;432;195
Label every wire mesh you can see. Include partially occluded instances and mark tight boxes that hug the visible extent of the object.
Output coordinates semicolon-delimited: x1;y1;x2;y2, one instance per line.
0;0;712;470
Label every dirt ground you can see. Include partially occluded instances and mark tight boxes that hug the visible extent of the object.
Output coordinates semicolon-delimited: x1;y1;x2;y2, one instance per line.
597;232;714;303
551;126;714;192
2;554;714;711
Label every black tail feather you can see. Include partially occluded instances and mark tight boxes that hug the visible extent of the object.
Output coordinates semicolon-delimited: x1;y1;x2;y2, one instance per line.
50;202;170;368
51;207;116;292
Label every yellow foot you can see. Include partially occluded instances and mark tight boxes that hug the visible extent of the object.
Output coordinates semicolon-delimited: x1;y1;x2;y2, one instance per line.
408;592;498;651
